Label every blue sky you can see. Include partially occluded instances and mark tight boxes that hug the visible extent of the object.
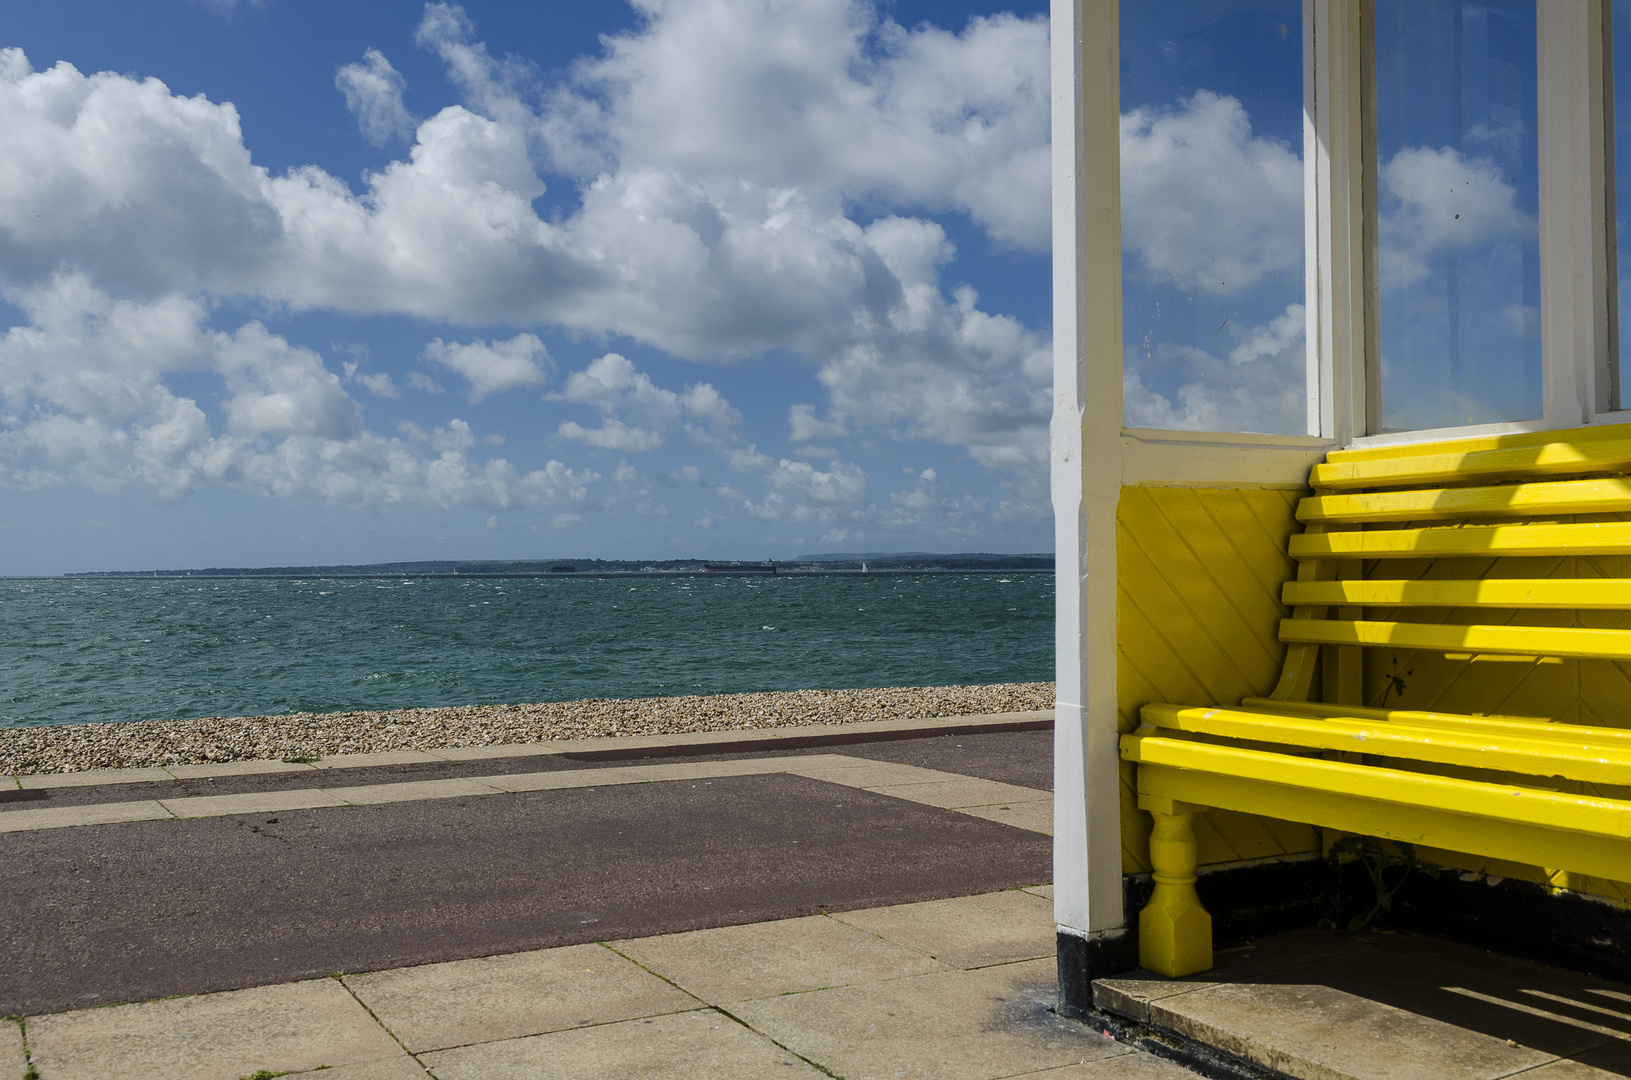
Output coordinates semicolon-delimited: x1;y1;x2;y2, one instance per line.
1118;0;1309;435
0;0;1051;574
1;0;1556;575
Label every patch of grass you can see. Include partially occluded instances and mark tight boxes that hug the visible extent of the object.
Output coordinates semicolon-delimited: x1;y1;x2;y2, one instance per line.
15;1015;38;1080
281;755;320;765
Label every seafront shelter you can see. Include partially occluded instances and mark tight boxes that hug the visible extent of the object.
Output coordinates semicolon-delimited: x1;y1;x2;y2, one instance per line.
1051;0;1631;1014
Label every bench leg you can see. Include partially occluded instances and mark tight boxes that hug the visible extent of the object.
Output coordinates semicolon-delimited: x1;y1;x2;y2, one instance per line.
1140;809;1213;977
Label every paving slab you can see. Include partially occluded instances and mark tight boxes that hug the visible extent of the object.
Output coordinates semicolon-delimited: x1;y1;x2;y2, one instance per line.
947;799;1054;835
1139;978;1557;1080
323;777;506;805
1095;930;1377;1023
833;888;1056;969
159;788;350;817
1023;1055;1203;1078
611;913;947;1004
2;1019;23;1079
1522;1039;1631;1077
866;776;1048;809
345;942;696;1053
785;760;969;787
839;728;1054;790
732;957;1122;1080
420;1007;826;1080
24;978;406;1080
280;1057;431;1079
1565;1014;1631;1064
0;798;170;832
1246;939;1624;1060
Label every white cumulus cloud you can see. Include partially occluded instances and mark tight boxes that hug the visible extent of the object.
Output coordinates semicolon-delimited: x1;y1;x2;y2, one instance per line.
1378;145;1534;289
1120;90;1303;296
551;353;740;452
336;49;416;145
0;276;598;510
1123;304;1309;436
424;332;551;402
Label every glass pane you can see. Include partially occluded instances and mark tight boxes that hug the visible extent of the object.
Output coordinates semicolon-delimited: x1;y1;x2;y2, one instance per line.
1119;1;1308;435
1374;0;1542;431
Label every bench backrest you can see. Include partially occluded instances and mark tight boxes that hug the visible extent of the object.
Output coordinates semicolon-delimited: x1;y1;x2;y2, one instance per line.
1269;422;1631;704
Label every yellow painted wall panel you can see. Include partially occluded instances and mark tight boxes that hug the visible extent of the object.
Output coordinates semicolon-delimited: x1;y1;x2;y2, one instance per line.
1126;489;1287;664
1118;486;1321;870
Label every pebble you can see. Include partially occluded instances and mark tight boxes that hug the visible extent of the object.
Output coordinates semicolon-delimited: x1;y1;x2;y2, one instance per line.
0;682;1055;775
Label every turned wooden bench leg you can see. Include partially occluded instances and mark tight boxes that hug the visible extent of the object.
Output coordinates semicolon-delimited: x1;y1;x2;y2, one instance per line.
1140;805;1213;977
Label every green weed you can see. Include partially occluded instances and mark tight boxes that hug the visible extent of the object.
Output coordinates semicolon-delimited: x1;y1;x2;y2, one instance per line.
1332;835;1439;931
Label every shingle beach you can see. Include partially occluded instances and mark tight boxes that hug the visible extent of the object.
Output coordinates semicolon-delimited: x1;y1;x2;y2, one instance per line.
0;681;1054;775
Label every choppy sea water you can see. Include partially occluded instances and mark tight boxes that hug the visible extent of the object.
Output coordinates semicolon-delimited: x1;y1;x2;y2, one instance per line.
0;574;1054;729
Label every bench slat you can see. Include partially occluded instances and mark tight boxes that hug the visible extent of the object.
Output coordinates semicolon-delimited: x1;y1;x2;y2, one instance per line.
1138;703;1631;784
1131;742;1631;882
1237;697;1567;735
1299;477;1631;525
1126;736;1631;836
1279;618;1631;661
1289;520;1631;560
1282;578;1631;609
1313;438;1631;493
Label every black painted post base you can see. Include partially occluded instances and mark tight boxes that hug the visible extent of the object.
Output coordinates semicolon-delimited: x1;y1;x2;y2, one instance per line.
1056;929;1139;1021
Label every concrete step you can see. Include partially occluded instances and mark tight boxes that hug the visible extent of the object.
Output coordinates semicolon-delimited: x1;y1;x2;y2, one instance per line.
1093;927;1631;1079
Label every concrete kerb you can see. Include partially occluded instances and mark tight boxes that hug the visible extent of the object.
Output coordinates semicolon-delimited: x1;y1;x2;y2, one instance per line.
7;709;1052;790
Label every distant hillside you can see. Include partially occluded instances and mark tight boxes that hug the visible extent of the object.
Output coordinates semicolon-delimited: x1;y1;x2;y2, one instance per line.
65;558;705;578
792;552;1053;572
795;551;939;562
63;552;1054;577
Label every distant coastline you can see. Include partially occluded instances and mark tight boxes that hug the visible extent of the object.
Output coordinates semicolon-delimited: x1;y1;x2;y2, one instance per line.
60;552;1055;579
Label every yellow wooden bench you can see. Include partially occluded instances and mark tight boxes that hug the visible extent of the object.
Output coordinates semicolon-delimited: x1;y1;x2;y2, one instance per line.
1121;422;1631;977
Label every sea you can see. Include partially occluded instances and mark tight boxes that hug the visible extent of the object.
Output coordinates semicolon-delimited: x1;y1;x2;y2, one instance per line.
0;573;1055;729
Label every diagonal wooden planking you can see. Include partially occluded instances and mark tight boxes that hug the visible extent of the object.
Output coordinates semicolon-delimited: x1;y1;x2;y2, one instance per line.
1116;487;1320;872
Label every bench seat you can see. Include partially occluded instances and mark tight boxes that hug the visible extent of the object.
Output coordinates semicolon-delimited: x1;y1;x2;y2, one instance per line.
1122;423;1631;977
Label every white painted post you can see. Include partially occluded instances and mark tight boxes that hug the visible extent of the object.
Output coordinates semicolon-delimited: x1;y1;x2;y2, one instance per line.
1537;0;1612;427
1051;0;1132;1016
1309;0;1368;445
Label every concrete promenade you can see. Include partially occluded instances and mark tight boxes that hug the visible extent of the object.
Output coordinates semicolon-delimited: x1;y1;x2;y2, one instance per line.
9;713;1631;1079
1;714;1192;1078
